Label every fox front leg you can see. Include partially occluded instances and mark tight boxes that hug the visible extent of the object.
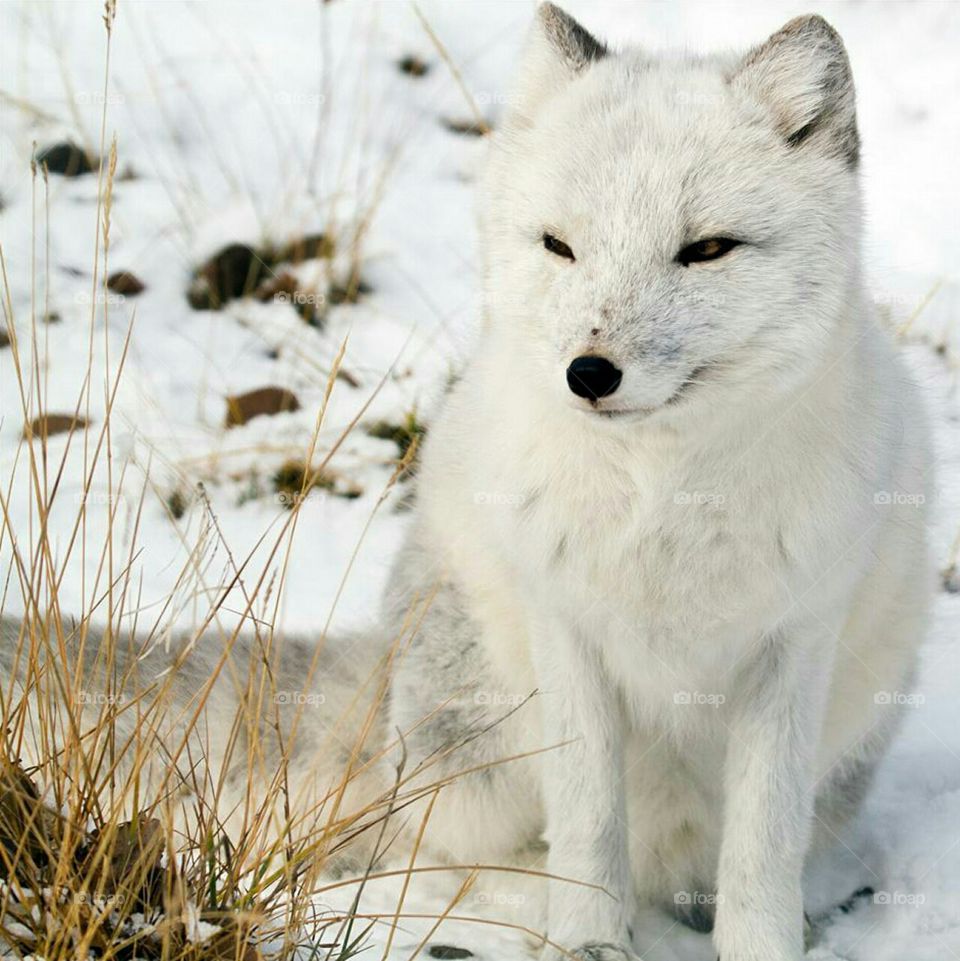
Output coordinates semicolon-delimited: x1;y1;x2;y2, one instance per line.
530;613;639;961
713;626;835;961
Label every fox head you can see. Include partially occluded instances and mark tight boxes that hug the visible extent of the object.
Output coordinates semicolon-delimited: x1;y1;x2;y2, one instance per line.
481;4;862;427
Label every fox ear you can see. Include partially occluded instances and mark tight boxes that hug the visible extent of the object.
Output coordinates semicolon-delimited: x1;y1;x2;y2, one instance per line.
731;15;859;168
506;3;607;126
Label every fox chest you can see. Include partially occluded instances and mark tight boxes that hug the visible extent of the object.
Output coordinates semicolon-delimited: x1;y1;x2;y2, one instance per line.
505;472;788;646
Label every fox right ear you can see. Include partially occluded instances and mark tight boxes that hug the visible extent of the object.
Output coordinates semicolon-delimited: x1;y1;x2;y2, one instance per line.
730;15;859;168
505;3;607;127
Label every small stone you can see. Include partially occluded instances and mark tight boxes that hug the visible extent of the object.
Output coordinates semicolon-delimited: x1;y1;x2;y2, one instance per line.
189;244;271;310
23;413;88;438
167;489;188;520
224;387;300;428
398;55;430;78
107;271;145;295
427;947;473;960
36;142;96;177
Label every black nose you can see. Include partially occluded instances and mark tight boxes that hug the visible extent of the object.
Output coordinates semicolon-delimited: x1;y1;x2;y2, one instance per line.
566;355;622;400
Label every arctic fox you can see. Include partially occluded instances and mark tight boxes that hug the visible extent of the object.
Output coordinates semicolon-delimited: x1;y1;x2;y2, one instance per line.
1;6;932;961
383;6;932;961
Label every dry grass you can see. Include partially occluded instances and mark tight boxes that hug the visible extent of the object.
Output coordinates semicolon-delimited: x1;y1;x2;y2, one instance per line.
0;412;560;961
0;4;401;954
0;169;396;955
0;166;460;954
1;210;448;961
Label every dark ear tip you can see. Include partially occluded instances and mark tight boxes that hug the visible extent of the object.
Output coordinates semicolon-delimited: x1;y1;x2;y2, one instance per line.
776;13;846;49
535;1;607;67
537;1;569;24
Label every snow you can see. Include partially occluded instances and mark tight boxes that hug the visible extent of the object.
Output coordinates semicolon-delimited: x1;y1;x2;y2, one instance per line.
0;1;958;959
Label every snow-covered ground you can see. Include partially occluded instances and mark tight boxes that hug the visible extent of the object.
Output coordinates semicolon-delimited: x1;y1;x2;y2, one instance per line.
1;2;958;959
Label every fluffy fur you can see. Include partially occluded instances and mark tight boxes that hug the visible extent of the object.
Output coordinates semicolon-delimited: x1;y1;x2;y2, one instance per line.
384;6;932;961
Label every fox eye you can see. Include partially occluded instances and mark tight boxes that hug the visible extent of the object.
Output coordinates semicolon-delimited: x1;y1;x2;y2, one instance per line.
676;237;741;266
543;233;575;261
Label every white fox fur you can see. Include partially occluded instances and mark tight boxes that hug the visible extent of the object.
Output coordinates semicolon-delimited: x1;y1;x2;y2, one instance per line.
384;6;932;961
2;7;932;961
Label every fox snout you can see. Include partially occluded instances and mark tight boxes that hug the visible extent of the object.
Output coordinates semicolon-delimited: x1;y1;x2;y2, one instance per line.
566;355;622;400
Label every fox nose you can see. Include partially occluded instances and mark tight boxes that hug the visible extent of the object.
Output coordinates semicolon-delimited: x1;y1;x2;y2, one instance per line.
566;355;622;400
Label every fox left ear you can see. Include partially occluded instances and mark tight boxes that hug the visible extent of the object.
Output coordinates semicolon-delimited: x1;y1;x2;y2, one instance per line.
730;15;859;168
505;3;607;127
